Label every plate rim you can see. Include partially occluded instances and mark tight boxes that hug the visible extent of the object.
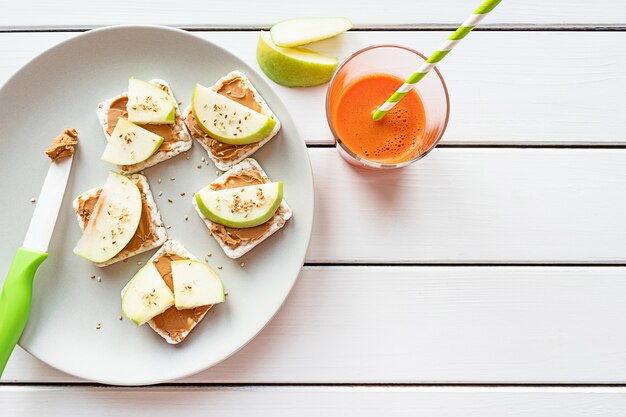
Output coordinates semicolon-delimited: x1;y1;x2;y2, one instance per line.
4;24;315;385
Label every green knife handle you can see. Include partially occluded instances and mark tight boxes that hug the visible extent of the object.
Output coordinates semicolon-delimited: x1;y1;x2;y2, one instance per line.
0;247;47;377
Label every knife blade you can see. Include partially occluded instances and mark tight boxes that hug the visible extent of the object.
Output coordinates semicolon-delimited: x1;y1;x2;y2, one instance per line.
0;155;74;376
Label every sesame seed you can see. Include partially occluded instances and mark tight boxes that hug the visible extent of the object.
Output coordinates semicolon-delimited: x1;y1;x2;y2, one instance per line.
197;164;202;169
137;261;142;265
167;198;173;203
216;171;220;175
207;252;212;257
217;265;223;270
96;322;102;330
170;177;175;181
119;315;123;321
97;276;102;282
90;275;96;280
180;192;186;196
30;197;36;203
158;191;163;197
240;262;245;267
201;157;206;162
166;225;172;229
186;156;191;160
157;178;162;184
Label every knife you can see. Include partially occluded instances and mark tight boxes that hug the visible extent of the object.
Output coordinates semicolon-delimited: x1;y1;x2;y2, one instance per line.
0;155;74;376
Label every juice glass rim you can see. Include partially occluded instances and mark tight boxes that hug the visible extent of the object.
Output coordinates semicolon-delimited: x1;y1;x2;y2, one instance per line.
325;44;451;169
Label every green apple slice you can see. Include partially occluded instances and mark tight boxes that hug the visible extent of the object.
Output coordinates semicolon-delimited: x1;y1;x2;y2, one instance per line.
171;260;225;309
257;31;338;88
191;84;276;145
127;78;176;124
74;172;142;263
196;181;283;228
270;17;352;47
122;262;175;325
101;118;164;165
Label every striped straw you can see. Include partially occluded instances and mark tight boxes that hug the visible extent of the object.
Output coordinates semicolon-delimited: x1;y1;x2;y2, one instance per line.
372;0;502;121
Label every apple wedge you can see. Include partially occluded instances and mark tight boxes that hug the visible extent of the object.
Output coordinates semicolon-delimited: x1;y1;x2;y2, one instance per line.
257;31;338;88
270;17;352;47
196;181;283;228
127;78;176;124
74;172;142;263
122;262;175;325
101;118;164;165
171;260;225;310
192;84;276;145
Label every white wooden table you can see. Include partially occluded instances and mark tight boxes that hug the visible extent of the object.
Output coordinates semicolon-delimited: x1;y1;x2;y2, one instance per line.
3;1;626;415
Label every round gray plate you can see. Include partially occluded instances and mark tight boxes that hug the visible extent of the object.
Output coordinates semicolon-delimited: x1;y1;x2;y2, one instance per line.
0;25;314;385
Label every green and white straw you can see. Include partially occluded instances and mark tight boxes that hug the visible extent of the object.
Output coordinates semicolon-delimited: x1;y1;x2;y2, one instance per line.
371;0;502;121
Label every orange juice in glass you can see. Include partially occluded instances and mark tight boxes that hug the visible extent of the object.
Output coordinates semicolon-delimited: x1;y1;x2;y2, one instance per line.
326;45;450;169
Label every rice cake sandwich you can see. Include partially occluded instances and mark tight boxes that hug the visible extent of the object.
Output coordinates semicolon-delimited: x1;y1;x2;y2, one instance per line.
97;78;192;174
121;240;225;344
184;71;281;171
73;172;167;267
193;158;292;259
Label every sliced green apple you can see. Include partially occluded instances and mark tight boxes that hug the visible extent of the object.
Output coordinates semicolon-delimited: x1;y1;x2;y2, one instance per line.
171;260;225;310
127;78;176;124
257;31;338;88
196;181;283;228
74;172;142;263
191;84;276;145
270;17;352;47
101;118;163;165
122;262;175;325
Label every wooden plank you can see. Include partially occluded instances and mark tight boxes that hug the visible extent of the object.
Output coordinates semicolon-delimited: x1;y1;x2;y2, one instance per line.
307;147;626;263
3;386;626;417
2;0;626;29
1;32;625;145
5;266;626;384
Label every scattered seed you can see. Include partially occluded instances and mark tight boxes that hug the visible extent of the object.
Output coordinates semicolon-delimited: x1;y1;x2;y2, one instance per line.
167;198;173;203
119;315;123;321
96;322;102;330
90;275;96;280
207;252;212;257
197;164;202;169
201;157;206;162
217;265;223;270
158;191;163;197
97;276;102;282
30;197;36;203
137;261;142;265
224;291;229;296
157;178;162;184
170;177;175;181
184;216;189;221
215;171;220;175
186;155;191;160
178;101;182;105
180;192;186;196
140;170;145;175
166;225;172;230
240;262;245;267
204;257;209;262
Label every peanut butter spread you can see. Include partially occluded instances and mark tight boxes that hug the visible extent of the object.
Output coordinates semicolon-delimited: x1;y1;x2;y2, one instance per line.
151;253;211;342
107;96;179;152
187;77;265;162
45;128;78;162
209;170;273;249
77;181;155;254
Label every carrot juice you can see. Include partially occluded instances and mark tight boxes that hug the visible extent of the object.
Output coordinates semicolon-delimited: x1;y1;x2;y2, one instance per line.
330;73;426;164
326;45;449;169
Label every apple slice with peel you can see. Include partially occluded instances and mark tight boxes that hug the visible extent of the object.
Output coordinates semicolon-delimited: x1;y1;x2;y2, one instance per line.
127;78;176;124
74;172;142;263
196;181;283;228
257;31;338;88
270;17;352;47
192;84;276;145
101;118;164;165
171;260;225;310
122;262;175;325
